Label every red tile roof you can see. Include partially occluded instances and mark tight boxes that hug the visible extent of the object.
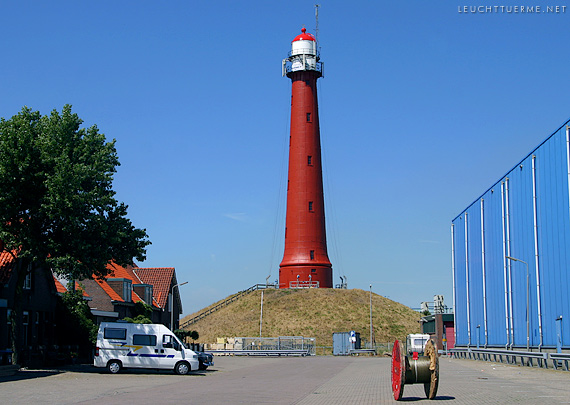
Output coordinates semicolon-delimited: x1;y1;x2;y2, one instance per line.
94;276;123;302
52;276;90;297
103;262;146;303
134;268;176;309
53;276;67;294
0;250;16;285
75;281;90;297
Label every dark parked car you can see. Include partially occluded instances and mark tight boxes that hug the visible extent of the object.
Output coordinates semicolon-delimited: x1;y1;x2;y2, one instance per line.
197;352;214;370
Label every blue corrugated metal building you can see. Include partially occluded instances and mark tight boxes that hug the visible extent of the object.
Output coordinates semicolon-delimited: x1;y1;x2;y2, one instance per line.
452;119;570;350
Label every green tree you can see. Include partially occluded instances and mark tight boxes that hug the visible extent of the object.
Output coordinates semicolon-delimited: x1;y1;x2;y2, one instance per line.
174;329;199;342
123;314;153;324
57;288;98;348
0;105;150;364
123;301;153;324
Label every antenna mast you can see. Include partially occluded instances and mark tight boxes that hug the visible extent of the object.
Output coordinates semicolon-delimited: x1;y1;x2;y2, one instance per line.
315;4;321;56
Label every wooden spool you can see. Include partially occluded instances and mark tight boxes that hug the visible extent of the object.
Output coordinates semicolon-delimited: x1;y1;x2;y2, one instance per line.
391;339;439;401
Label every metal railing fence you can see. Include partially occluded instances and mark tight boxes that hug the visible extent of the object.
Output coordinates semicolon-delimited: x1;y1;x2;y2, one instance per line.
207;336;316;356
450;347;570;371
289;281;320;289
239;336;316;355
180;284;276;329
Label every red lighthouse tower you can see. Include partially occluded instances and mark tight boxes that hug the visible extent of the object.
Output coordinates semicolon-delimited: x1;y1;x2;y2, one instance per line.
279;28;332;289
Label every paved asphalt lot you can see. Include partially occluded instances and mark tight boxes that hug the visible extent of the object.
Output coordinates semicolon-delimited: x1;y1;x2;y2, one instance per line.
1;355;570;404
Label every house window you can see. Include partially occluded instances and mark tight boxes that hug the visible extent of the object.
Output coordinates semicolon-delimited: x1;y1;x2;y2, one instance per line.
123;279;132;302
22;311;29;346
310;250;315;260
307;156;312;165
144;286;153;305
7;309;11;324
133;334;157;346
104;328;127;340
24;271;32;290
306;113;311;122
308;201;313;212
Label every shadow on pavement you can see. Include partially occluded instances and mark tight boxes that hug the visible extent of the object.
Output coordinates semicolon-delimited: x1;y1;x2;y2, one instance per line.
400;396;456;402
0;369;62;383
0;364;217;382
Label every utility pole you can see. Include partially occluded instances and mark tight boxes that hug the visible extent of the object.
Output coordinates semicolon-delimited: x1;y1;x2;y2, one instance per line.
259;290;264;337
370;284;373;349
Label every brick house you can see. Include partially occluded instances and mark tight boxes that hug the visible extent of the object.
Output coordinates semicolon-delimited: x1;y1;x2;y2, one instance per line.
0;251;60;366
80;262;183;330
1;247;184;366
133;267;183;330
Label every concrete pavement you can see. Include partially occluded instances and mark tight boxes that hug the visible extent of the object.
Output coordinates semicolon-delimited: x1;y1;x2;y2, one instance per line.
1;355;569;404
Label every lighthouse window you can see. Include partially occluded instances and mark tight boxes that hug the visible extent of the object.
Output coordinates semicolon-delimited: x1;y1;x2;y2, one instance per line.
305;80;310;86
306;113;311;122
308;201;314;212
310;250;315;260
311;269;316;273
307;156;312;165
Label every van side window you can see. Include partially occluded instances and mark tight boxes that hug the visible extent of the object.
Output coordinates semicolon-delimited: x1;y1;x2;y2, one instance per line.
163;335;181;351
104;328;127;340
133;334;157;346
163;334;173;348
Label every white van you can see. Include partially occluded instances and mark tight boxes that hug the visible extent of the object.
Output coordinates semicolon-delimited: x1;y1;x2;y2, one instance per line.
406;333;431;355
94;322;200;375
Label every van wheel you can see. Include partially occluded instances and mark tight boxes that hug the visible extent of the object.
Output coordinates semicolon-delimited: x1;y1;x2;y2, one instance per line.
175;361;190;375
108;360;121;374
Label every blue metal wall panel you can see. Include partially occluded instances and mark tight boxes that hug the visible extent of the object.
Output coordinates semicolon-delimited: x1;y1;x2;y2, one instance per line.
453;120;570;349
466;203;485;347
452;217;468;346
534;129;570;348
481;187;508;346
506;156;536;347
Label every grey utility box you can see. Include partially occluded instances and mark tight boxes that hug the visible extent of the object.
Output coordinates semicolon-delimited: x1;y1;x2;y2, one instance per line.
333;331;361;355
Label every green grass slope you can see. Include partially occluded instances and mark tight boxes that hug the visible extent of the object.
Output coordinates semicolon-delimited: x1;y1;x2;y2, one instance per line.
181;288;421;347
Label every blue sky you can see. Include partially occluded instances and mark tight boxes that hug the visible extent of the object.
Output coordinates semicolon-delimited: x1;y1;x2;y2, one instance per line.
2;0;570;315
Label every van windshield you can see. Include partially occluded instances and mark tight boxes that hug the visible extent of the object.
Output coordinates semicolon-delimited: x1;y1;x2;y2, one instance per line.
414;338;427;348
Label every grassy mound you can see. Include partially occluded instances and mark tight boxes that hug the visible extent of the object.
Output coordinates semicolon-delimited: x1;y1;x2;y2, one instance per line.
181;288;421;348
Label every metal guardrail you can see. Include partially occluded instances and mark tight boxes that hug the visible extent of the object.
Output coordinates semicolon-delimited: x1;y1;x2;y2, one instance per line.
180;284;277;329
206;349;311;357
450;347;569;370
549;353;570;371
289;280;319;289
348;349;376;355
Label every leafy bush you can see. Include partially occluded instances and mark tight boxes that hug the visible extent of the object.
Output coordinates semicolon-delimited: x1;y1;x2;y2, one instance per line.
57;288;97;345
123;314;152;324
174;329;199;341
122;301;153;323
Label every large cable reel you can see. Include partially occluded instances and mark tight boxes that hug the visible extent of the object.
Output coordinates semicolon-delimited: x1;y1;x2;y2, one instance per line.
391;339;439;401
